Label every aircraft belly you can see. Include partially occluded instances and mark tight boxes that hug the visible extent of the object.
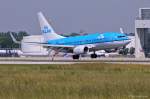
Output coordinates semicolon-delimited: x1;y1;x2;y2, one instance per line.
92;40;130;50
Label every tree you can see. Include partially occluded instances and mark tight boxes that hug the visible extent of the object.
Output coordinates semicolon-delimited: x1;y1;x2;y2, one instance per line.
0;31;29;49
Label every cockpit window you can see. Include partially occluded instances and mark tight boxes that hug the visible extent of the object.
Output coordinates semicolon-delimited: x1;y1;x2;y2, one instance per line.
118;36;125;38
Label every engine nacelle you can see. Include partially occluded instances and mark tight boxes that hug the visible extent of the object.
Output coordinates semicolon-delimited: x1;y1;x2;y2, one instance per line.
73;46;89;54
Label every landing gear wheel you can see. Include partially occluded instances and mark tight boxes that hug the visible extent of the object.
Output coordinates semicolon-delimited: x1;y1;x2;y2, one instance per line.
91;54;97;58
123;46;126;49
72;55;80;59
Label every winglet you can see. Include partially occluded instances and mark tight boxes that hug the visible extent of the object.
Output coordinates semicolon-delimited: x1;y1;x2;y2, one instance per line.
9;33;21;44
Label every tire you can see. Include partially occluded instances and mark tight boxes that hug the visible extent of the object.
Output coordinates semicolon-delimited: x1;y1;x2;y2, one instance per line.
91;54;97;58
72;54;80;59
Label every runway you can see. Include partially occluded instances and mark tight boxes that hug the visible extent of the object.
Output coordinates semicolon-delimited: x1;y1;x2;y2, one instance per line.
0;61;76;64
0;57;150;64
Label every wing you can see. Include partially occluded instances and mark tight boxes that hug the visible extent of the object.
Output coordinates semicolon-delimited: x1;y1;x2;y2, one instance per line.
23;42;75;48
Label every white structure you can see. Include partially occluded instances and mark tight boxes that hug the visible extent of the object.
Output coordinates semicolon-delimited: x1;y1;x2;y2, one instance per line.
21;35;48;56
135;8;150;58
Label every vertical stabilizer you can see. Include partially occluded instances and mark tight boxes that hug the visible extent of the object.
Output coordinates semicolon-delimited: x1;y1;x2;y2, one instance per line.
38;12;64;41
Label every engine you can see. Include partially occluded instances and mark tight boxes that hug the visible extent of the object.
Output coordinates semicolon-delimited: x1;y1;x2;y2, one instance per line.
73;46;89;54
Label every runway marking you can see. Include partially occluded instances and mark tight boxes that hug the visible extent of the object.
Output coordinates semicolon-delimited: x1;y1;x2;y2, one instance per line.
0;57;150;64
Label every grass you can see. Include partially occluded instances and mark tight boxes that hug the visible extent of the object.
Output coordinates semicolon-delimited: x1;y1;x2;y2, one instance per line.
0;63;149;99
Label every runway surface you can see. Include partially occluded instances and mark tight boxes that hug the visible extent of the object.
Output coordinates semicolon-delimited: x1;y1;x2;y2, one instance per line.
0;57;149;64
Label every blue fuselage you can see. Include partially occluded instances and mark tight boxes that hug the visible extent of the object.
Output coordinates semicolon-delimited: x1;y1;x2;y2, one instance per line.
47;32;129;46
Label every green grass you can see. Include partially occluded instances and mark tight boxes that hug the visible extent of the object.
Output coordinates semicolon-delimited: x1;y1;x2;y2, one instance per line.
0;63;149;99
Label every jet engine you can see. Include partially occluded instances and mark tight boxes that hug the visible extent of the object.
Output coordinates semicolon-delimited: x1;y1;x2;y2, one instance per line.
73;46;89;54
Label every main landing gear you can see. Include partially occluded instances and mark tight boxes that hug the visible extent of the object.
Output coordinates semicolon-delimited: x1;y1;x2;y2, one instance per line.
72;54;80;59
90;51;97;58
72;51;98;60
90;53;97;58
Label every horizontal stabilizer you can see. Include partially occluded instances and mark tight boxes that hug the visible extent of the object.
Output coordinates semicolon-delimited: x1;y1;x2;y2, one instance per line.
23;42;74;48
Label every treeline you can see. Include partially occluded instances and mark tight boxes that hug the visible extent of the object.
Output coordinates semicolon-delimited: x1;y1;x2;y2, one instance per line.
0;31;29;48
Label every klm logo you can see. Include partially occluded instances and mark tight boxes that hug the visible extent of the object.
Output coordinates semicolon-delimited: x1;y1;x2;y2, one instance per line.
42;26;51;33
98;34;104;39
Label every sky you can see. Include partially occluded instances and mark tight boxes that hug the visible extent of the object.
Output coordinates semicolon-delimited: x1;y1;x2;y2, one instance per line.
0;0;150;34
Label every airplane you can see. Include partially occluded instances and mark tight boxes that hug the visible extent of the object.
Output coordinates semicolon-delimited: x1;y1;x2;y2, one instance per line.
37;12;131;59
11;12;131;60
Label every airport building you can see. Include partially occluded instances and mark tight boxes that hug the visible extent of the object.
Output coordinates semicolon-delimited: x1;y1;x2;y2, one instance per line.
135;8;150;58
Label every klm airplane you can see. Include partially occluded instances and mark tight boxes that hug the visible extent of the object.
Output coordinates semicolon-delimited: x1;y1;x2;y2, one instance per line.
22;12;131;59
37;12;131;59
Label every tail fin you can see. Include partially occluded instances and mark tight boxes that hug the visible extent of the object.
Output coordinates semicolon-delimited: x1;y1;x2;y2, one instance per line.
37;12;65;41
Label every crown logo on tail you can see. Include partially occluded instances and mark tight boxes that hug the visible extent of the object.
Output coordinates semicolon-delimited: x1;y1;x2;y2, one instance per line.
42;26;51;33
